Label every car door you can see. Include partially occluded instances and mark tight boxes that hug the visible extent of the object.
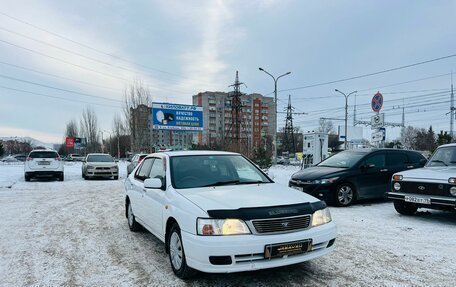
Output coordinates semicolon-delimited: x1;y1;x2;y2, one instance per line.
142;157;166;237
129;158;154;224
356;152;388;199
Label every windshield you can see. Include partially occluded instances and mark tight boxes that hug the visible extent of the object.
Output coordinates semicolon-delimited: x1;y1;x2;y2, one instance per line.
171;154;271;189
317;151;366;168
87;154;114;162
426;146;456;167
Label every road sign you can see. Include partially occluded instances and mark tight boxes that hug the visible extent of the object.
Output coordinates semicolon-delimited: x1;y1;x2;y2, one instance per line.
371;128;386;142
65;137;74;148
371;113;385;129
371;92;383;112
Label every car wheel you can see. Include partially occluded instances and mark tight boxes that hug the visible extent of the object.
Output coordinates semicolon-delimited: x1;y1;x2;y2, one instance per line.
393;200;417;215
58;174;64;181
168;223;197;279
25;174;30;182
127;202;140;232
335;183;356;207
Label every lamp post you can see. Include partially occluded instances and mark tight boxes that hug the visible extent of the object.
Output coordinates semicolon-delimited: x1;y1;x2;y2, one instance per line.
335;89;357;150
259;67;291;164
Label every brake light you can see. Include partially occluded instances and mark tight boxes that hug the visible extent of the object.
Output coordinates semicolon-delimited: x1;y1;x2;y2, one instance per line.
138;157;143;163
55;157;61;161
26;157;33;161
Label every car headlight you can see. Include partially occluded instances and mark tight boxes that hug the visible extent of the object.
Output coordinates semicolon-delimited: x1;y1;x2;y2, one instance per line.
450;186;456;196
87;165;94;169
393;182;401;191
311;208;332;227
320;177;339;184
449;177;456;184
197;218;251;235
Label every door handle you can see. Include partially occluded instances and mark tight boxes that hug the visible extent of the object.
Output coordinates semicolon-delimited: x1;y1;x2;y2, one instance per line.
407;165;414;169
380;169;388;172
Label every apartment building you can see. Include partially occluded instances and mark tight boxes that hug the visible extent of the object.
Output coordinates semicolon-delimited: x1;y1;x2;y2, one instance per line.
192;91;276;148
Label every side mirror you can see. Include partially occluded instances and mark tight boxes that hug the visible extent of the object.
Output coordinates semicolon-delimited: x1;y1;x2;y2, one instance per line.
144;178;163;189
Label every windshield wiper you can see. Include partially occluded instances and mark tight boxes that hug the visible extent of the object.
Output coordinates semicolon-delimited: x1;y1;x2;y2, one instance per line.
242;180;266;185
430;160;448;166
201;180;241;187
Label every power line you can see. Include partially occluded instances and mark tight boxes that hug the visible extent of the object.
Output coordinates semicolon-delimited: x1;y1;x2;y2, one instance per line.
0;74;122;103
0;39;191;94
0;61;123;92
0;85;121;108
273;54;456;94
0;11;214;85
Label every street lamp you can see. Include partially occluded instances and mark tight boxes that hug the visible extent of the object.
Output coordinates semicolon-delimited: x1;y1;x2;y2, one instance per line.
335;89;357;150
259;67;291;164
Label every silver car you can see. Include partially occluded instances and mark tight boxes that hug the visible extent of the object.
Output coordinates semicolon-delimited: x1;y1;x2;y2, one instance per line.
82;153;118;180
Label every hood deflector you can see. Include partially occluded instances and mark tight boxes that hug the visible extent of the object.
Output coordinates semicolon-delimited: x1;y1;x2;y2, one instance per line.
207;201;326;220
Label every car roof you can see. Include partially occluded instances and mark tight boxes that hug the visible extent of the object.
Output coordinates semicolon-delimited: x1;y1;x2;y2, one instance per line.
86;153;111;156
437;143;456;148
156;150;240;157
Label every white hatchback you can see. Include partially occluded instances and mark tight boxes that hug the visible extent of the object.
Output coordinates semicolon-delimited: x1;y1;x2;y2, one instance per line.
24;149;64;181
124;151;336;278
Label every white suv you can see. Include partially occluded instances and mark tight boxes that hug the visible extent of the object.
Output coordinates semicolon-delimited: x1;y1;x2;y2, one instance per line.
125;151;336;278
24;149;64;181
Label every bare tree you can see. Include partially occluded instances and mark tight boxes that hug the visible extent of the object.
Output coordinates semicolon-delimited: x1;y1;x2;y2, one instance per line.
112;113;128;157
65;119;79;138
401;126;418;150
318;119;335;134
80;107;100;152
122;80;152;152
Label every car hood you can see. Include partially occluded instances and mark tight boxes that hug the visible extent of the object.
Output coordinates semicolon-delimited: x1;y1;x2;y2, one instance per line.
398;166;456;181
291;166;347;180
176;183;320;212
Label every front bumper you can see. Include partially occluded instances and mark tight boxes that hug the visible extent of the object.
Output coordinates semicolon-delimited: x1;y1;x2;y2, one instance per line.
181;221;336;273
86;169;118;177
388;192;456;210
289;180;334;202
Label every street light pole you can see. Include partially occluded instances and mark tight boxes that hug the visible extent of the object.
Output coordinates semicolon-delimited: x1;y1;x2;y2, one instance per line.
259;67;291;165
335;89;357;150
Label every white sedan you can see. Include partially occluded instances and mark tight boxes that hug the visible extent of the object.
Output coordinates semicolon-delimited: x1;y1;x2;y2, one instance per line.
124;151;336;279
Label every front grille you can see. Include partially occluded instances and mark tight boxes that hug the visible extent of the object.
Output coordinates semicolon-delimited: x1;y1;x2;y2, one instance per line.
401;182;449;197
95;167;111;170
251;215;311;234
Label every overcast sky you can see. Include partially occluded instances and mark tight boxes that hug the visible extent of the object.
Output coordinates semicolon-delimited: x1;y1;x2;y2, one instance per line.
0;0;455;144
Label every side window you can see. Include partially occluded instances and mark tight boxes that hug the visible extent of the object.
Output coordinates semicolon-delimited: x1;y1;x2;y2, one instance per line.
407;152;425;164
149;158;166;181
365;153;385;168
135;158;154;181
387;152;408;167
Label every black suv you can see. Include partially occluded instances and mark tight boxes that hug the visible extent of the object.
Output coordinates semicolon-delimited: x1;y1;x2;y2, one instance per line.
289;149;426;206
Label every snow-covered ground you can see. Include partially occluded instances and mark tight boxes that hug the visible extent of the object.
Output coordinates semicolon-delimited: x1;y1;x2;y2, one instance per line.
0;162;455;286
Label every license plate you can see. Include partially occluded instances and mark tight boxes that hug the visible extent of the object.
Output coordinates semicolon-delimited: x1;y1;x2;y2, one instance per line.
265;240;311;259
291;185;302;191
404;196;431;205
38;161;50;165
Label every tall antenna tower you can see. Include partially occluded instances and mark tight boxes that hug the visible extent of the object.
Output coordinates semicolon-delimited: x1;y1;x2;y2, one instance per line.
451;72;454;138
283;95;296;154
224;71;249;154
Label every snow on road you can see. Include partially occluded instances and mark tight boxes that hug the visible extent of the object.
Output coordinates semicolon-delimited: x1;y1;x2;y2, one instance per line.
0;162;455;286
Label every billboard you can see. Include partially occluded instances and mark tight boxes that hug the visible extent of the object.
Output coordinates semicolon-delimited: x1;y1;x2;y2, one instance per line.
152;102;203;131
74;137;87;149
65;137;75;148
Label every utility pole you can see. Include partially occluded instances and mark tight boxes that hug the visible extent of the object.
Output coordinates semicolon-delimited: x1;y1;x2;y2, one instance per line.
259;67;291;164
281;95;307;155
451;72;454;138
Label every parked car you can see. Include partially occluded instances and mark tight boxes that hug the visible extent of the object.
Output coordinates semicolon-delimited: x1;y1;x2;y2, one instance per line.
68;153;85;161
289;149;426;206
125;151;336;279
388;143;456;215
24;149;64;181
82;153;119;180
277;156;290;165
127;153;148;175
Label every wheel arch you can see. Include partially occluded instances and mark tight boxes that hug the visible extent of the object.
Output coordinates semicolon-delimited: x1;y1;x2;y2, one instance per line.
165;217;178;254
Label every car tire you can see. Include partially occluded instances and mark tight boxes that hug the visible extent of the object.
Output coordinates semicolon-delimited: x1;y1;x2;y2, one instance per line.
114;176;119;180
334;183;356;207
168;223;197;279
25;174;30;182
58;174;64;181
393;200;417;215
127;202;140;232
